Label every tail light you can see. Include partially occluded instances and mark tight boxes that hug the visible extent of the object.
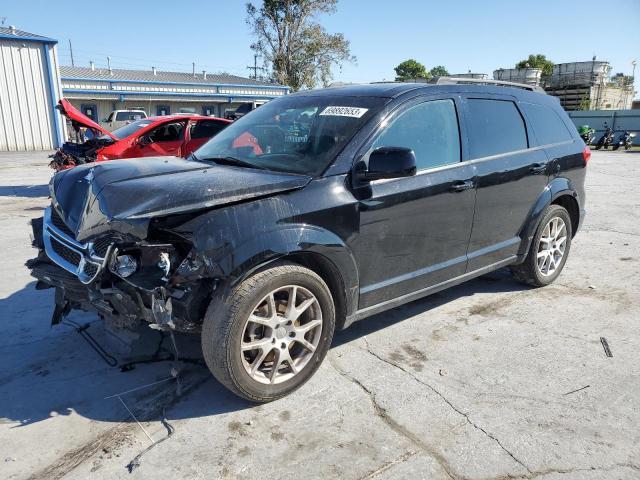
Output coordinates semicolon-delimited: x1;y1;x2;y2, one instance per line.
582;146;591;166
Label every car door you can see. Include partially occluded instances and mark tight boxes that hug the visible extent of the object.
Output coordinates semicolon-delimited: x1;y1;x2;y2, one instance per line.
183;119;229;156
136;120;187;158
461;94;550;271
353;96;477;309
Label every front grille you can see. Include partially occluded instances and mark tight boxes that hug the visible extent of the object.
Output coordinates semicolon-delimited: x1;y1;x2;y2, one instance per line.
83;262;99;278
44;206;109;285
51;209;75;238
50;237;81;266
93;237;113;257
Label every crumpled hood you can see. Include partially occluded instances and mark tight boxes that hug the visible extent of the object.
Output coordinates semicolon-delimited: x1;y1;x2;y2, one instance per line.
50;156;312;242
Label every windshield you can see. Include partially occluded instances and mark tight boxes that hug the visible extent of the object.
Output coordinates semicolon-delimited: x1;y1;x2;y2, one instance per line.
194;95;386;176
108;119;154;140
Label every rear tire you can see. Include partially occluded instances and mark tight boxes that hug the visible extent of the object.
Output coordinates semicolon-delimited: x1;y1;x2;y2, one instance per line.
511;205;572;287
201;261;335;402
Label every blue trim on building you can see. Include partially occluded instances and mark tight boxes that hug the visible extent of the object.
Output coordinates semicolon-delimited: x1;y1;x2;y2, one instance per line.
60;76;290;91
42;45;63;148
0;33;57;44
61;88;281;100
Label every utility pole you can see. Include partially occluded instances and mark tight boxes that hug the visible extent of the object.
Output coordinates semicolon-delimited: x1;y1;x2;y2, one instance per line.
247;54;266;79
69;39;74;67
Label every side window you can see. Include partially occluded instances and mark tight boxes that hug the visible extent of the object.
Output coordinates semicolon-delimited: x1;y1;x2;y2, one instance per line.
190;120;228;140
520;103;573;145
148;122;185;142
371;99;460;170
466;99;528;159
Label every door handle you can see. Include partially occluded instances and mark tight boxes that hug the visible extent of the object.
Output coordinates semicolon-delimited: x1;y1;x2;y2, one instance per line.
449;180;474;192
529;163;548;175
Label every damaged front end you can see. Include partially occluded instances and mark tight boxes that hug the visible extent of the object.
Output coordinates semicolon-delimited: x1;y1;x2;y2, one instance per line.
27;156;311;335
50;99;117;171
27;206;212;333
49;137;114;172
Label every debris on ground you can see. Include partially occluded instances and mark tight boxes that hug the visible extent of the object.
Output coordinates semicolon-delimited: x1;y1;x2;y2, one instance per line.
600;337;613;357
126;408;175;473
563;385;590;396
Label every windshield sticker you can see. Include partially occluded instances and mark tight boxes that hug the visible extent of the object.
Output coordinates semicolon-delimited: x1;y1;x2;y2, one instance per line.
319;106;368;118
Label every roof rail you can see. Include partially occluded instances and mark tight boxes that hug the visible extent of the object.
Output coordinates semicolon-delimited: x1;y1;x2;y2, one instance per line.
435;76;546;94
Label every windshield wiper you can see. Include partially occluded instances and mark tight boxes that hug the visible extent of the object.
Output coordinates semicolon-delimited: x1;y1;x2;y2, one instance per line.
204;156;267;170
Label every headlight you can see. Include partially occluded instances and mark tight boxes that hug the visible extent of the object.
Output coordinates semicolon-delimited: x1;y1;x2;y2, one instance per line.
110;254;137;278
157;252;171;278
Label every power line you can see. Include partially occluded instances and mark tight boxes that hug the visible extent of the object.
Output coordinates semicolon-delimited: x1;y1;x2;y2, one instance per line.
57;46;248;72
247;54;267;79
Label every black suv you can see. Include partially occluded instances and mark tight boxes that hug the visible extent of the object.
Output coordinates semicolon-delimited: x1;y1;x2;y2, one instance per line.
28;80;588;402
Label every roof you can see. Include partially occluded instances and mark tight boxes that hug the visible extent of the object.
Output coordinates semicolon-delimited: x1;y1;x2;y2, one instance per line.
290;82;423;98
59;65;286;88
0;26;57;43
291;81;554;103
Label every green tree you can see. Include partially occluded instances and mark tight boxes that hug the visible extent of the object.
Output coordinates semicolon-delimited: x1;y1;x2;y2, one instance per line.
394;59;430;82
246;0;355;90
516;54;554;77
429;65;449;77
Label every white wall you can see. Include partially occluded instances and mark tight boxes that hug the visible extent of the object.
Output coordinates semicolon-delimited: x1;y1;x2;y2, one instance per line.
0;39;61;151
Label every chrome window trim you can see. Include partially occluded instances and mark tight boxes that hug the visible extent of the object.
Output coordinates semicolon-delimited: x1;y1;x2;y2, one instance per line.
371;139;575;185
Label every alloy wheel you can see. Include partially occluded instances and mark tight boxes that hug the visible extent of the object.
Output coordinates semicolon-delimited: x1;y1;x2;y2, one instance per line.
240;285;323;384
536;217;567;276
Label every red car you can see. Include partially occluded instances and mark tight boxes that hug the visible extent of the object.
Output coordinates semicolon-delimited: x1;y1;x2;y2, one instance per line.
50;99;231;170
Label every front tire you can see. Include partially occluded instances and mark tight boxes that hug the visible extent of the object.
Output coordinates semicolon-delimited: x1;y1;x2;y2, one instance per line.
511;205;573;287
201;261;335;402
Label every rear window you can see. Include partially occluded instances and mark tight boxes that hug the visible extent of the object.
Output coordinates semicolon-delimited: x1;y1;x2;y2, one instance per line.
190;120;228;139
466;99;528;159
115;111;145;121
520;103;573;145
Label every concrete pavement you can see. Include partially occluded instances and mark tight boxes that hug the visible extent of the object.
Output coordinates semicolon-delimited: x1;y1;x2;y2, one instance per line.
1;150;638;480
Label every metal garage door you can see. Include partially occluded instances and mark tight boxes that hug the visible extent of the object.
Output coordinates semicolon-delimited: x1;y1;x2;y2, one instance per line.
0;38;61;151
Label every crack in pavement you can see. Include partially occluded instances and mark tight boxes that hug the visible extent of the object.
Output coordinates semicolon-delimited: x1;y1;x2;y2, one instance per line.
327;354;458;480
360;338;532;476
508;462;640;480
358;339;640;480
358;450;418;480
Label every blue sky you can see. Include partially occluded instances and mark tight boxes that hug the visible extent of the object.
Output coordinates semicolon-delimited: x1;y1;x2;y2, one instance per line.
3;0;639;95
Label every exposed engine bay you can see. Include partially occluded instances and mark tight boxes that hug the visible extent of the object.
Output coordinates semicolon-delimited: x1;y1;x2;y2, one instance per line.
49;134;114;172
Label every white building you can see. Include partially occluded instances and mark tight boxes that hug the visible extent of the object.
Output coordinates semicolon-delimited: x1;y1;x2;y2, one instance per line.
60;65;289;123
0;27;64;151
0;28;289;152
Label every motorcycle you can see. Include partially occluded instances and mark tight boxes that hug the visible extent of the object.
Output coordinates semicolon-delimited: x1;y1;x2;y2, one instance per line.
578;125;596;145
612;130;636;151
595;123;614;150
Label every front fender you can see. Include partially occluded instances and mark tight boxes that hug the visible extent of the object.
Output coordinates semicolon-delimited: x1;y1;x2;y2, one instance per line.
517;176;581;259
200;224;360;317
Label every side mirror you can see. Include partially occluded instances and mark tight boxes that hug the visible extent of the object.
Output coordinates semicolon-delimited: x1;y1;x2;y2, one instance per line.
355;146;417;182
138;135;152;146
